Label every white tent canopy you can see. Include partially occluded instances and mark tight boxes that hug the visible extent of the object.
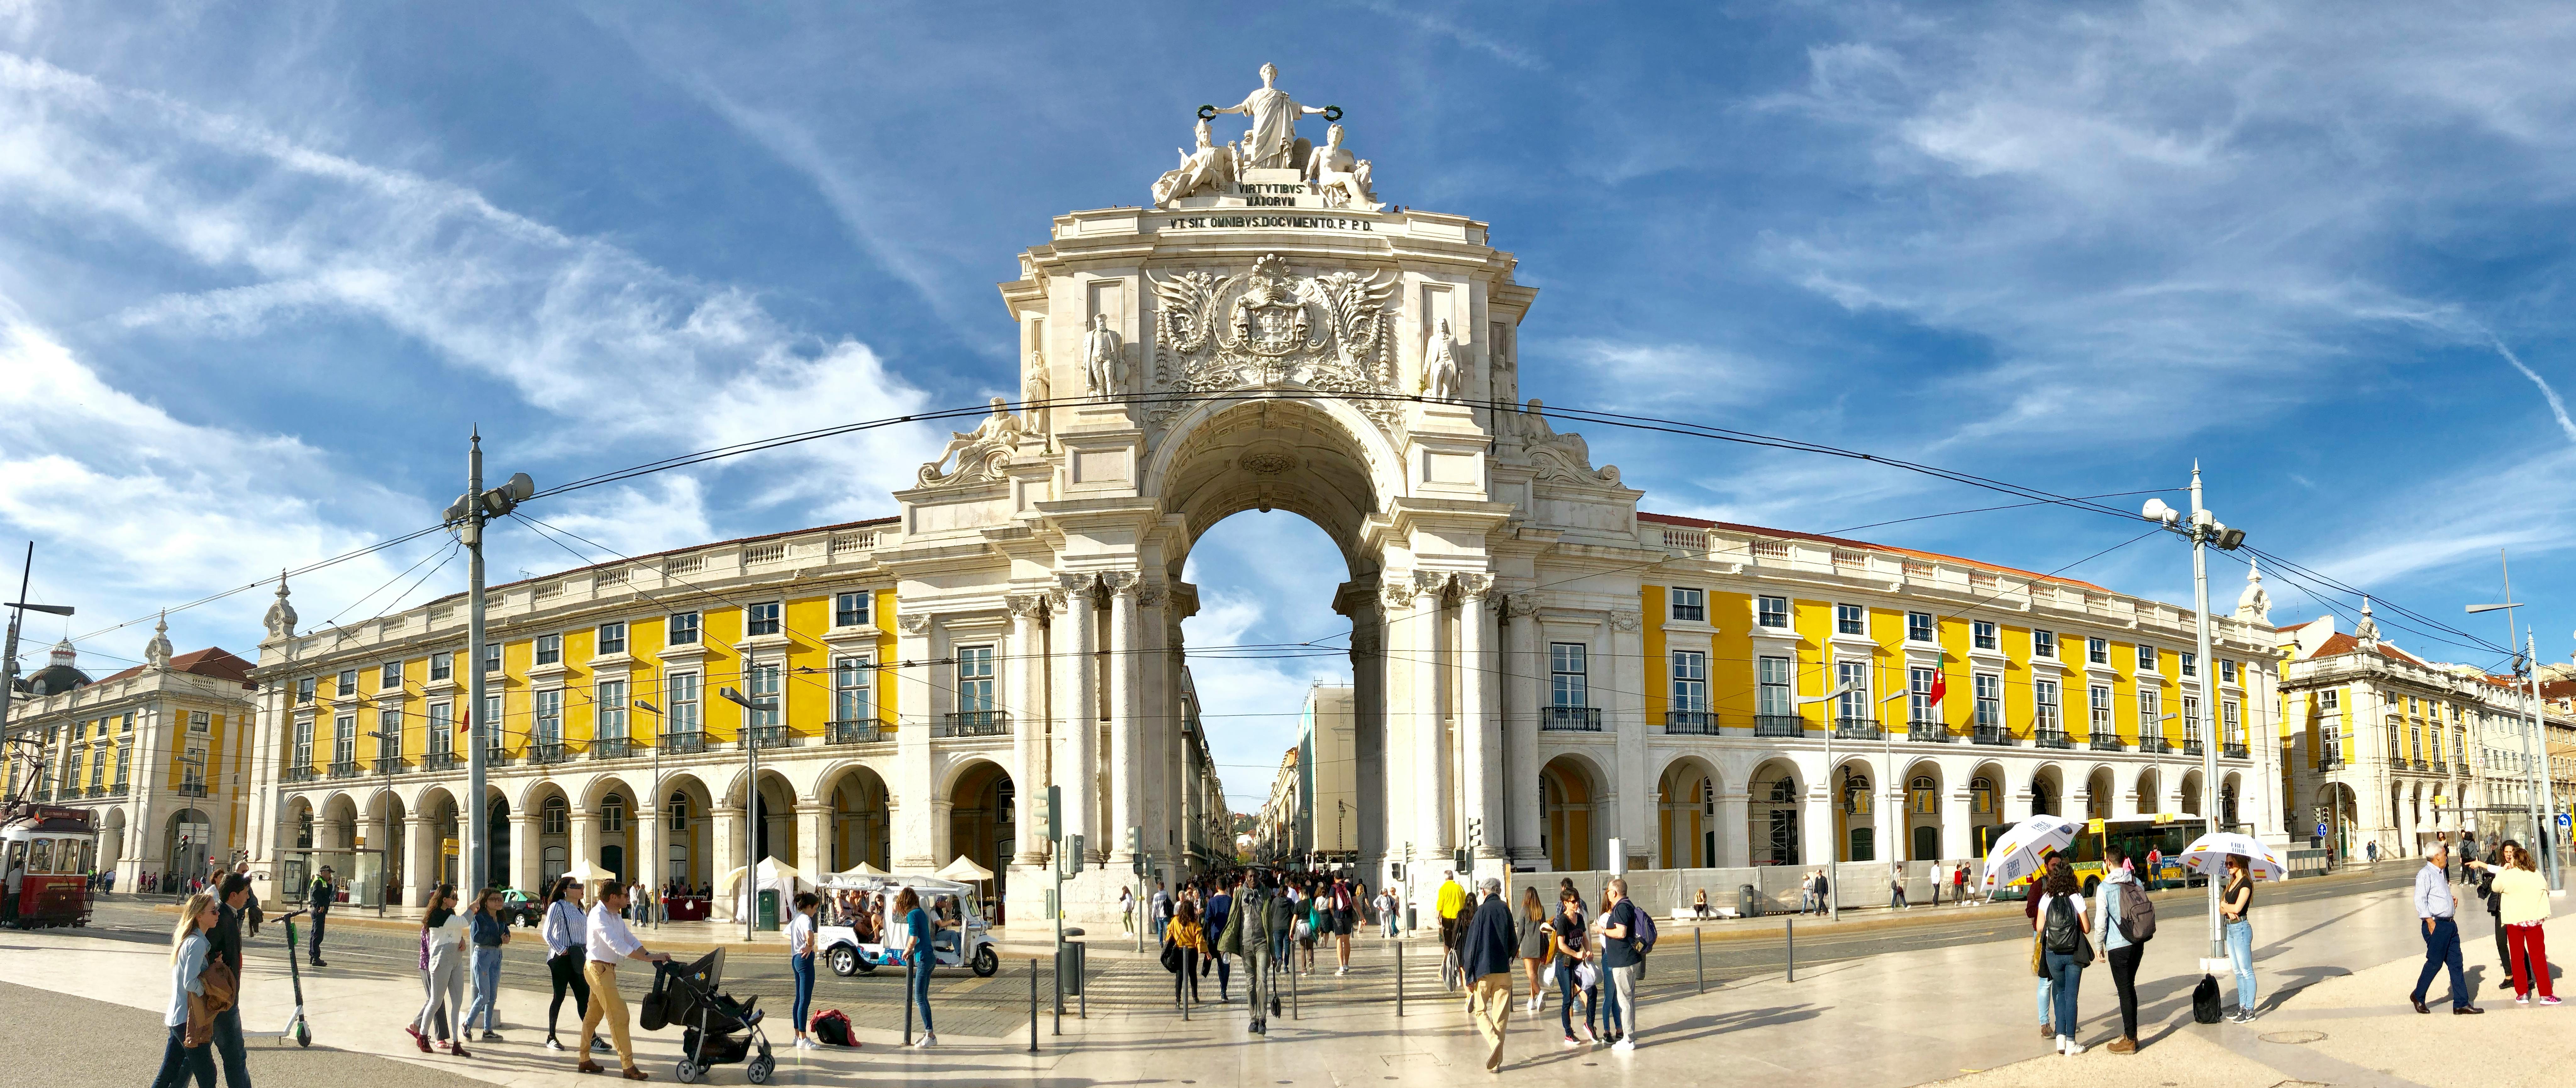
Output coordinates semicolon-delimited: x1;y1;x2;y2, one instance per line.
563;860;617;885
934;856;994;883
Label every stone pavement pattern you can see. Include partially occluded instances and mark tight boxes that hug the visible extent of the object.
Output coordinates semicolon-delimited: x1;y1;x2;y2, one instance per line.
8;875;2562;1087
0;980;489;1088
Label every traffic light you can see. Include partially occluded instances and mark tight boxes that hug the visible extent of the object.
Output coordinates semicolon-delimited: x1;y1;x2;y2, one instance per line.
1064;833;1085;875
1129;825;1147;875
1038;785;1060;842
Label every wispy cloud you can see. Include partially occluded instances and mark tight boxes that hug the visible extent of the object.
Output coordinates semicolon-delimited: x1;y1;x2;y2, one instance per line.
2489;339;2576;444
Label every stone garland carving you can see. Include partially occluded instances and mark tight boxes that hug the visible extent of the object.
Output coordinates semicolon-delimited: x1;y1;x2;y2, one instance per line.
1609;610;1642;633
1504;592;1542;619
1149;254;1400;435
917;397;1029;488
1379;580;1417;612
895;613;932;636
1508;398;1621;487
1137;581;1168;609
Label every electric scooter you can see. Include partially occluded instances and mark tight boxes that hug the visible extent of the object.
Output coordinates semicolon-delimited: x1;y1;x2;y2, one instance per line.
247;908;313;1047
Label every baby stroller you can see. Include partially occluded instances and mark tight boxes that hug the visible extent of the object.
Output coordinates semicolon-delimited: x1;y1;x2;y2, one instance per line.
641;949;774;1084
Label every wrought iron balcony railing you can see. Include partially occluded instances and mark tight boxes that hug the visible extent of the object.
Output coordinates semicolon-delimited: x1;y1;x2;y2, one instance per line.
284;765;316;783
529;742;569;765
1754;714;1805;738
1906;719;1952;743
421;750;458;772
591;737;631;760
1973;724;2011;746
2086;734;2123;751
2139;737;2172;755
2224;742;2249;759
664;732;707;755
172;782;207;799
1663;710;1717;735
2183;740;2205;757
740;725;793;750
328;760;361;780
1541;707;1603;732
1833;717;1881;741
829;718;894;745
936;711;1010;738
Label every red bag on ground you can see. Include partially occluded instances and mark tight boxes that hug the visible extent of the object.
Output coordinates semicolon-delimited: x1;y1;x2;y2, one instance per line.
809;1009;855;1047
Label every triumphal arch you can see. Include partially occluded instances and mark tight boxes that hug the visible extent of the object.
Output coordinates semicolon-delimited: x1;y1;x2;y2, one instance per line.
892;64;1643;917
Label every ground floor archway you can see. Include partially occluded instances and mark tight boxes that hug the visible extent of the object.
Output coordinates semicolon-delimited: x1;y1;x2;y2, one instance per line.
1541;755;1604;872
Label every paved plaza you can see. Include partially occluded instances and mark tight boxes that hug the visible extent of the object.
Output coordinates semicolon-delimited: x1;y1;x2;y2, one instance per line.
9;867;2564;1087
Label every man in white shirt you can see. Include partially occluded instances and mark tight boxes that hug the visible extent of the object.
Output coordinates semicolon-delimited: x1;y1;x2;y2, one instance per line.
581;880;674;1079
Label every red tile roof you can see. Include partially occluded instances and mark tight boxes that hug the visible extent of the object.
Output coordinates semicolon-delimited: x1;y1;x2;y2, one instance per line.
2301;630;2431;668
93;647;258;689
1641;511;2112;593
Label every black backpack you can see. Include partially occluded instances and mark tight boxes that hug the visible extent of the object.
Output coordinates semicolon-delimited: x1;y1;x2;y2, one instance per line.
2114;879;2156;944
810;1009;853;1046
2042;896;2084;954
2191;974;2223;1023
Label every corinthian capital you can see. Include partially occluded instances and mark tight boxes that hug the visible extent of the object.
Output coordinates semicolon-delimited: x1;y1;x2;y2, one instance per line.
1137;580;1168;608
1006;593;1045;618
1453;573;1494;600
1102;570;1142;595
1379;580;1416;611
1505;592;1543;618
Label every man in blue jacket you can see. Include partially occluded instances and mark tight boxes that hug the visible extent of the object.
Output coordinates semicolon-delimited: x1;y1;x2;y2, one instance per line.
1460;876;1519;1072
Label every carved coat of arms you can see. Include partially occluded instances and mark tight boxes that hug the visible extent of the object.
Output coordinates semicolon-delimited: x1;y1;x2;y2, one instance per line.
1149;254;1400;433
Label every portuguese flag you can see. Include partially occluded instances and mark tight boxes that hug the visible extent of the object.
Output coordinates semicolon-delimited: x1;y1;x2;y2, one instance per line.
1925;651;1947;708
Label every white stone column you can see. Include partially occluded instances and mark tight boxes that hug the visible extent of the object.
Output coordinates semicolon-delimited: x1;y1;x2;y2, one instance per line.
1609;609;1649;869
1138;582;1172;874
1503;592;1545;867
635;802;663;890
1054;579;1100;860
1409;577;1450;864
1107;572;1143;868
1460;577;1502;864
796;802;830;880
510;812;541;896
894;609;937;870
1008;594;1048;866
570;806;598;875
1717;787;1752;869
711;804;742;919
405;814;440;907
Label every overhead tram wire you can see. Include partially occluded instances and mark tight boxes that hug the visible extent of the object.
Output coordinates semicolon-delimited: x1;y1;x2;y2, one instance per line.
63;521;455;649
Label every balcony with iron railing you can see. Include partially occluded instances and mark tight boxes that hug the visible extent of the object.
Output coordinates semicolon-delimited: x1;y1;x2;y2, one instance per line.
328;760;361;780
1906;719;1952;743
2411;758;2429;772
936;711;1010;738
1663;710;1717;735
2183;740;2204;757
2139;737;2173;755
529;742;569;765
1973;723;2011;746
664;732;707;755
2086;733;2123;751
173;781;207;799
1541;706;1604;733
2319;754;2343;771
741;725;794;750
828;718;893;745
590;737;631;760
1833;716;1882;741
421;750;458;772
2223;741;2250;759
1754;714;1804;738
285;765;316;783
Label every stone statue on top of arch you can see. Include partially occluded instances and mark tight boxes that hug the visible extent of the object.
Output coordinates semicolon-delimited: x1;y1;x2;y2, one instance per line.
1208;62;1332;170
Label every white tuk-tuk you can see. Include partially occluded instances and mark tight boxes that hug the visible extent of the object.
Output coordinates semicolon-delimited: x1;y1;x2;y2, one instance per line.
814;874;1000;978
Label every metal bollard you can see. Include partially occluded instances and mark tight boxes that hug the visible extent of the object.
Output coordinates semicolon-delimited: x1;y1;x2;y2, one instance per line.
1183;955;1192;1022
1052;952;1062;1036
1028;958;1040;1053
1291;952;1300;1021
1786;918;1796;983
1396;938;1404;1017
903;961;915;1046
1696;928;1705;993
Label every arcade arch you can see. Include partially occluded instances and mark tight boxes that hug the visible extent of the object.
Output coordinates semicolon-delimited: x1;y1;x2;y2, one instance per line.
1541;755;1605;872
1748;759;1803;867
1657;757;1720;869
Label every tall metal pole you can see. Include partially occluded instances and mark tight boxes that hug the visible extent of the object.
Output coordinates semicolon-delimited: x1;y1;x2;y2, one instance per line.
746;699;759;944
465;431;489;894
2188;464;2224;965
0;544;32;757
2524;633;2559;890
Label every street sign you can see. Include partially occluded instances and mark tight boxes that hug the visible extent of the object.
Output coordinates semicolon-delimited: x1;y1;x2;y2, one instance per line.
2316;822;2329;839
2557;813;2570;830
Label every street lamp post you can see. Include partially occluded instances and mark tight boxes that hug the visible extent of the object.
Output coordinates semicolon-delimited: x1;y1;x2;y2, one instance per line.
440;431;532;895
632;698;665;925
364;730;397;915
1798;680;1854;921
2465;597;2562;891
2142;464;2246;974
719;685;777;943
0;543;76;769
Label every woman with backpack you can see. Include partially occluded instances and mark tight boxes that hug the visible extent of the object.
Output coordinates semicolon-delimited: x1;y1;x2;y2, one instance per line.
1517;887;1553;1013
2095;845;2147;1053
2032;856;2091;1056
1548;886;1598;1047
1165;897;1206;1007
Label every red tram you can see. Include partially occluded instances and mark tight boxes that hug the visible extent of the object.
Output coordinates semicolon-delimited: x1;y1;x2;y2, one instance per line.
2;802;95;928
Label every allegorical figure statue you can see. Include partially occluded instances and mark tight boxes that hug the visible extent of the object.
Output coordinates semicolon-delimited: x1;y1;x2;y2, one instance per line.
1083;313;1125;395
1211;62;1328;169
1422;319;1462;401
1305;123;1379;211
919;397;1029;486
1153;118;1236;207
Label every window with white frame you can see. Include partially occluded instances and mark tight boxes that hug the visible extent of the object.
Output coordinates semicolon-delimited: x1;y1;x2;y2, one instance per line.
114;745;131;789
2220;659;2238;684
2091;685;2113;736
430;651;452;682
535;633;563;666
481;694;503;756
668;794;690;832
2223;700;2241;743
1757;656;1792;718
2035;680;2061;732
835;591;871;628
2138;688;2162;735
1971;621;1997;650
597;621;627;655
597;680;627;740
1550;644;1590;707
377;708;402;761
1669;587;1705;623
2136;643;2157;671
1973;674;2001;730
835;657;873;722
336;669;357;697
954;647;994;713
1756;596;1789;629
2182;696;2201;742
427;702;453;756
381;661;402;690
1906;612;1934;642
534;689;564;746
2320;689;2340;713
1835;603;1866;636
669;672;701;735
1908;667;1937;723
1670;650;1707;712
601;794;626;833
747;661;782;727
2180;652;2197;678
333;714;356;764
188;711;211;734
482;642;501;674
1835;660;1870;720
2033;630;2056;658
296;677;316;705
543;797;569;835
668;611;701;645
2088;637;2108;665
746;601;782;637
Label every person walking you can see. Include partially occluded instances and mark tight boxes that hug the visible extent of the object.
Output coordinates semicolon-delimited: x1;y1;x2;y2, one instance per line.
233;863;259;938
2407;842;2482;1015
1954;859;1969;905
1517;887;1552;1013
1119;885;1134;935
1928;863;1944;907
466;888;511;1042
1331;880;1356;975
1548;887;1597;1047
1598;877;1644;1053
206;875;253;1088
1151;880;1174;935
1204;880;1235;1001
2146;847;2163;891
409;883;472;1057
2033;856;2091;1056
896;886;942;1048
2472;842;2558;1005
1436;870;1468;989
578;881;672;1079
305;865;334;968
1890;862;1909;909
540;876;606;1053
786;891;819;1048
1240;874;1276;1035
2025;865;2055;1038
2095;844;2146;1053
1377;885;1399;938
1460;877;1519;1073
152;893;222;1088
1166;898;1206;1007
2221;854;2258;1022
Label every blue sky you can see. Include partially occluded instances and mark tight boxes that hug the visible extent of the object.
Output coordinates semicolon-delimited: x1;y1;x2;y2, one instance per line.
3;3;2572;813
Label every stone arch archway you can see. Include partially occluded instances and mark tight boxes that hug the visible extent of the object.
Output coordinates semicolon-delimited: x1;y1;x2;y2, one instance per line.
659;774;715;892
943;758;1015;900
1901;760;1944;862
820;763;892;874
1968;760;2009;856
1831;757;1878;863
1540;754;1606;872
1656;756;1721;869
1748;758;1804;867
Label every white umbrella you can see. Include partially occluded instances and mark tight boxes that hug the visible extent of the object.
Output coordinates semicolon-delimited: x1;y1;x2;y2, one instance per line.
2178;832;2287;881
562;860;617;885
833;863;890;880
934;856;995;883
1982;815;2084;890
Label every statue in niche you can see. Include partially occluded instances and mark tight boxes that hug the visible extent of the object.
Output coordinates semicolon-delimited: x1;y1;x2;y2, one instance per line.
1083;314;1125;395
1209;62;1331;170
1304;124;1380;211
1152;118;1237;207
1421;320;1463;401
917;397;1028;487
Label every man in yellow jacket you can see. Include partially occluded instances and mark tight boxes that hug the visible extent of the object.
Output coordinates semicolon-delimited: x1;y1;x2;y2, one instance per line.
1435;871;1467;989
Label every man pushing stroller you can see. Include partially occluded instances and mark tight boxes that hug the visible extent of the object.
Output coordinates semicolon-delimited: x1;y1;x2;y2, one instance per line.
580;880;675;1080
